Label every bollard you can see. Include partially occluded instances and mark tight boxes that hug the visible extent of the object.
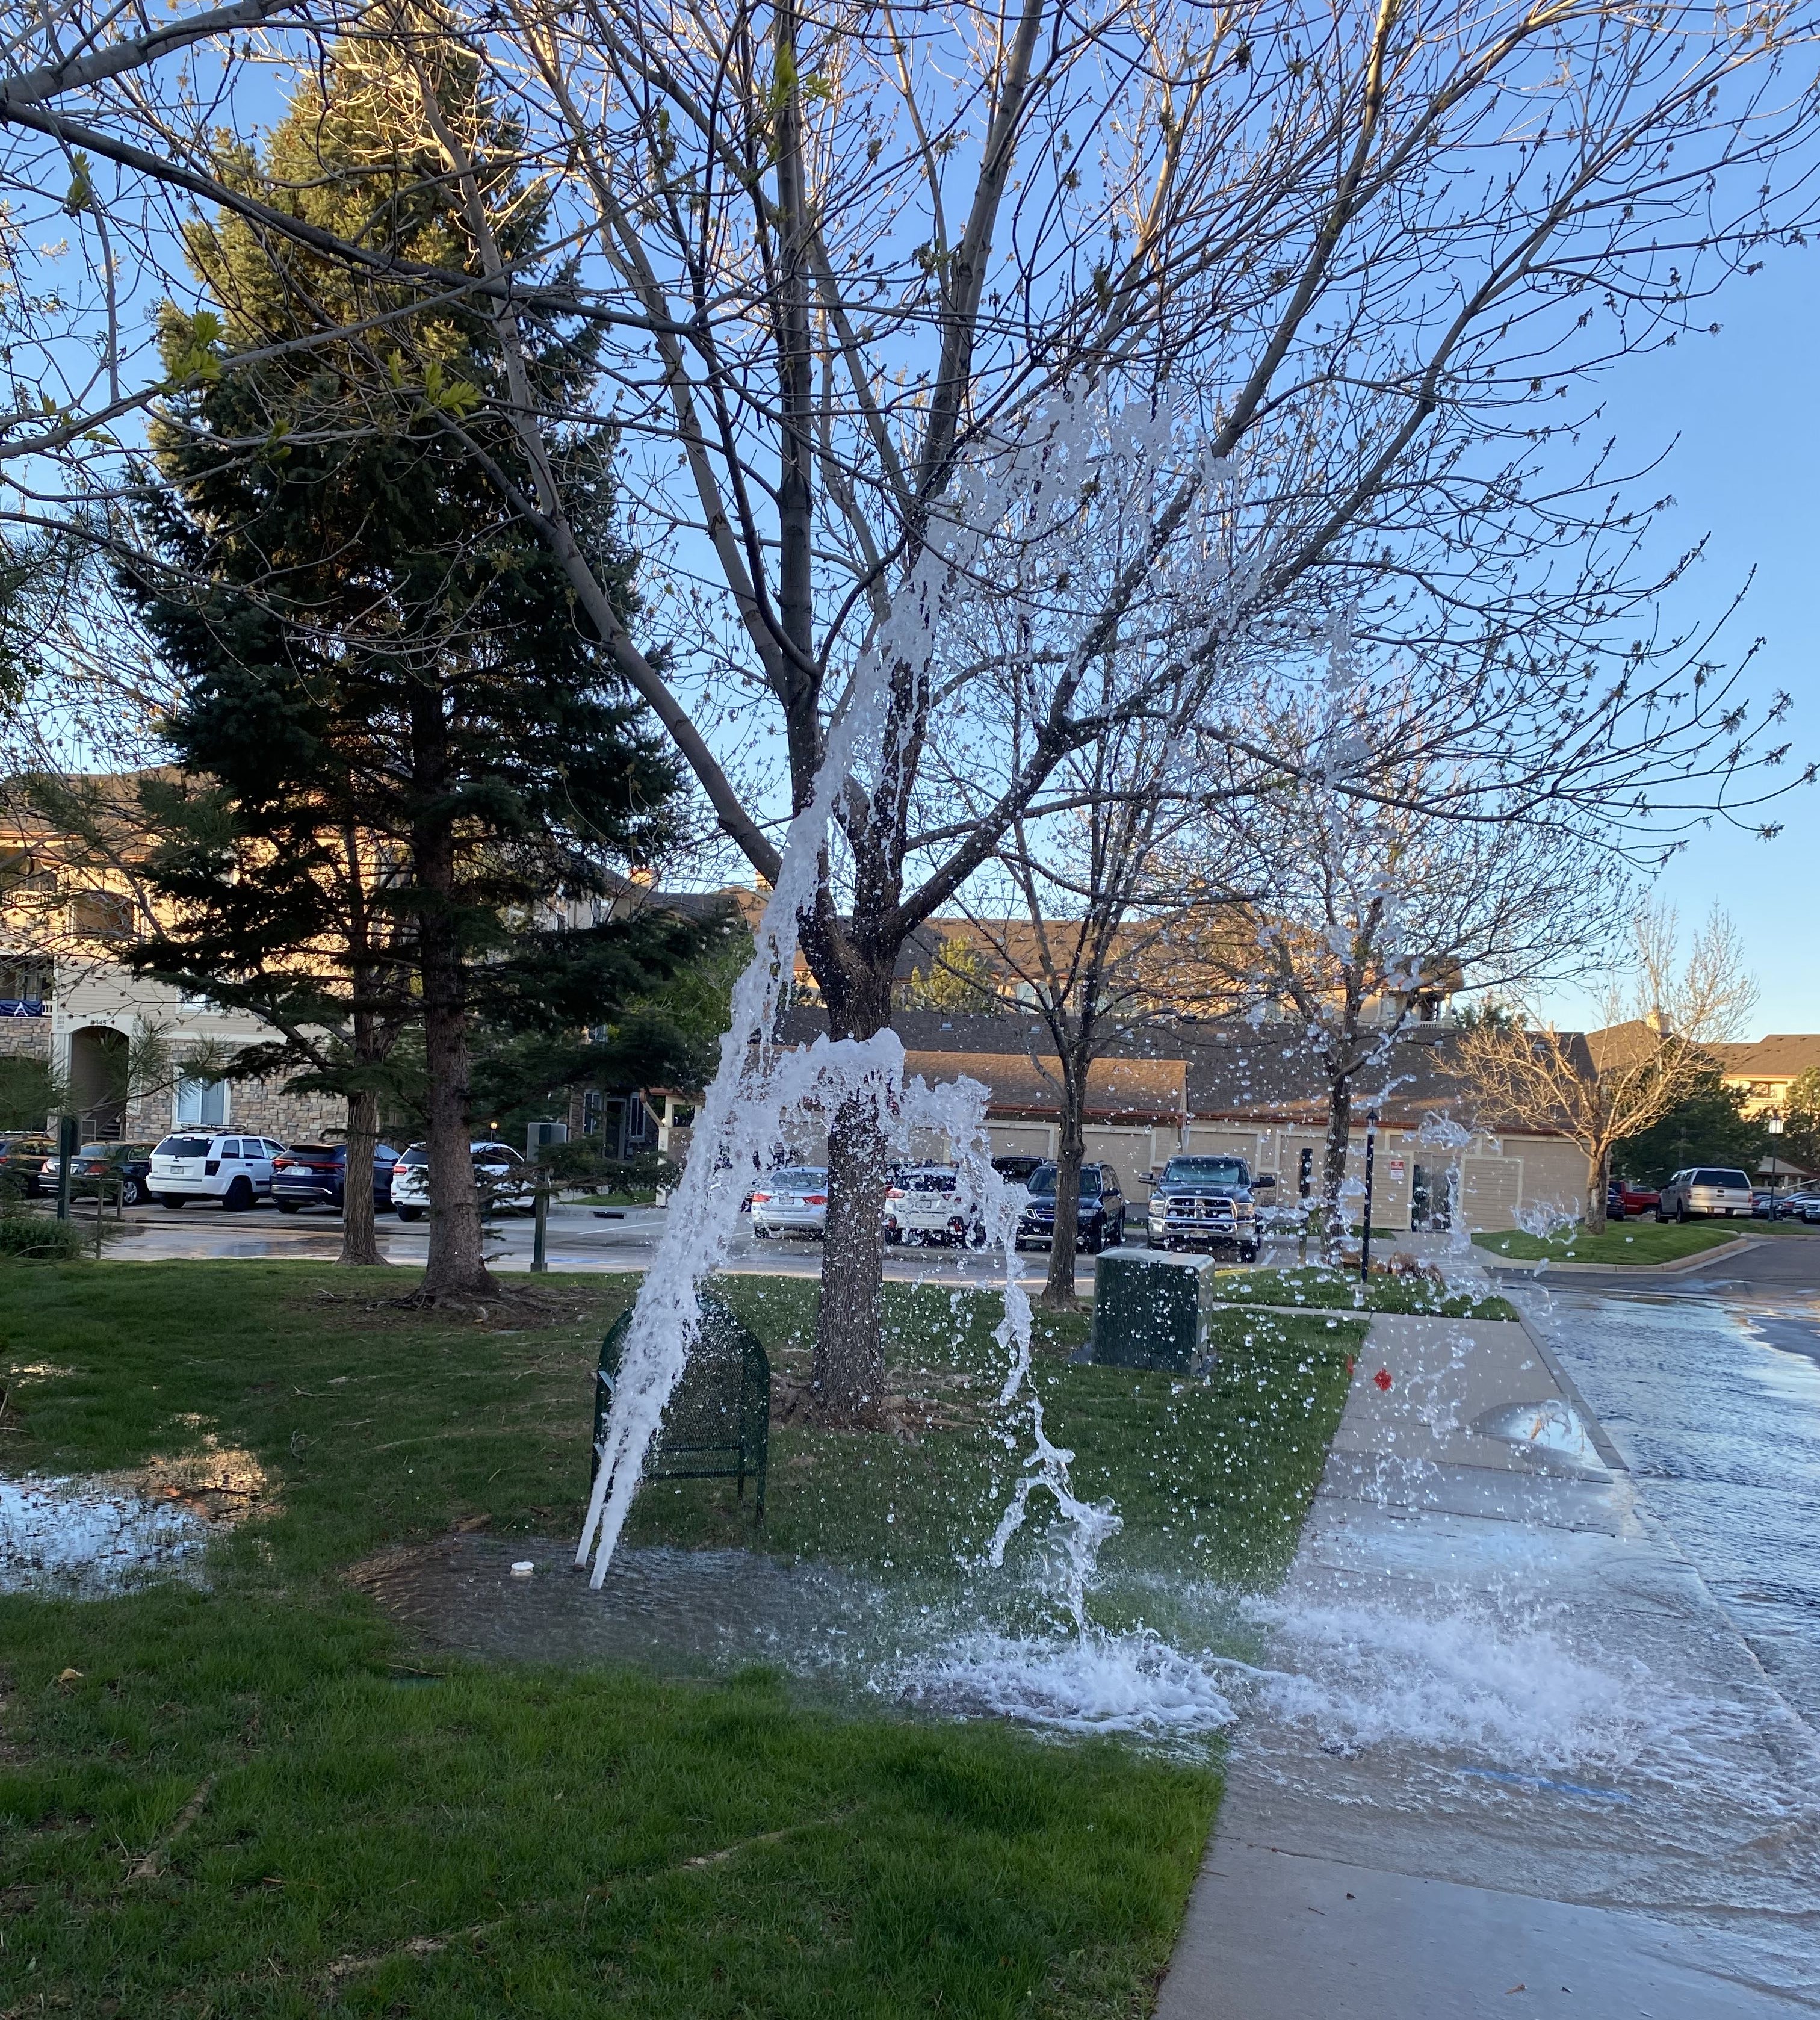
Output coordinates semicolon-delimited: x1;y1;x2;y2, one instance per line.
531;1182;549;1272
54;1114;78;1222
1359;1108;1379;1283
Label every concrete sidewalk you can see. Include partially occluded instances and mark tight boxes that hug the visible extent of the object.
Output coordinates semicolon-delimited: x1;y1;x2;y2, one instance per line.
1155;1303;1820;2018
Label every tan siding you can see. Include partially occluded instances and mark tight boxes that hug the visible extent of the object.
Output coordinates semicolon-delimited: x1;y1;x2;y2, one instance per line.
1461;1154;1523;1230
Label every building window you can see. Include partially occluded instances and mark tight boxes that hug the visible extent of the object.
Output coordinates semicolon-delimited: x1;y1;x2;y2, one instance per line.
0;958;50;1009
68;889;135;939
175;1077;229;1126
582;1089;604;1136
625;1093;651;1145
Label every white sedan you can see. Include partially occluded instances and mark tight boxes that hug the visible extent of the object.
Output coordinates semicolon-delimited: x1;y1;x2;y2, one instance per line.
750;1166;829;1239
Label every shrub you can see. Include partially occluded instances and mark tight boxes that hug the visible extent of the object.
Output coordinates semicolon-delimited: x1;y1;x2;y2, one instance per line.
0;1208;87;1260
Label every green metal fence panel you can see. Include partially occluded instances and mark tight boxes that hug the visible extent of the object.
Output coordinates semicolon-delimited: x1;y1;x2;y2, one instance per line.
592;1294;769;1520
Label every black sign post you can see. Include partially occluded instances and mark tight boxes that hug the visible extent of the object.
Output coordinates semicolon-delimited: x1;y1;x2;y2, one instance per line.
55;1114;79;1222
1358;1108;1379;1283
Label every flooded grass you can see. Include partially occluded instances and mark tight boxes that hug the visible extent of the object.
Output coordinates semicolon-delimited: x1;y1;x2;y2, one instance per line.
0;1260;1361;2016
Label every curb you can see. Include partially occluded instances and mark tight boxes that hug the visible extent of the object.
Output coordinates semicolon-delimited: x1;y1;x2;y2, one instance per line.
1478;1235;1762;1280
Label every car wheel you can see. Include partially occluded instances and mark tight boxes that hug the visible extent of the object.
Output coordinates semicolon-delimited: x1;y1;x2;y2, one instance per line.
1240;1244;1258;1263
1082;1219;1104;1254
125;1176;146;1206
396;1205;424;1223
223;1176;254;1212
753;1224;773;1239
1654;1206;1668;1222
1677;1201;1689;1222
276;1202;300;1215
156;1194;184;1210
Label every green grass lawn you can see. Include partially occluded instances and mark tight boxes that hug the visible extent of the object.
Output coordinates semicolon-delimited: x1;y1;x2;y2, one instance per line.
1205;1263;1517;1322
0;1262;1361;2016
1472;1221;1753;1265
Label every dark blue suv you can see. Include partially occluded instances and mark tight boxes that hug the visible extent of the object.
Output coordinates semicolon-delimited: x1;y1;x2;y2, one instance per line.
1014;1162;1126;1253
271;1142;403;1215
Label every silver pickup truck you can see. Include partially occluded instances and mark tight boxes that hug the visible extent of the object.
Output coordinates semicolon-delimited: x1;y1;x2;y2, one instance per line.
1654;1166;1755;1221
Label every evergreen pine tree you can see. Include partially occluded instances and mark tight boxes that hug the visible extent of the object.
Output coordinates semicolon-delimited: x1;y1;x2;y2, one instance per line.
128;29;687;1292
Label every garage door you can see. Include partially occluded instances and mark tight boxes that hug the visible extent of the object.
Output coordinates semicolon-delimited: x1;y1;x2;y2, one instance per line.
991;1123;1055;1161
1083;1126;1155;1195
1187;1127;1261;1168
1461;1155;1523;1231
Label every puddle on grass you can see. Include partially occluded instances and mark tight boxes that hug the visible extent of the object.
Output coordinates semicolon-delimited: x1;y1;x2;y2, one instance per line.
1;1475;215;1594
0;1437;272;1596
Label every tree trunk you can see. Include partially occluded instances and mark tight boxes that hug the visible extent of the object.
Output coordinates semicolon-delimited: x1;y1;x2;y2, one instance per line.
1584;1148;1609;1234
814;1089;891;1422
338;1083;381;1268
416;828;491;1300
1320;1074;1354;1265
809;947;895;1425
1041;1056;1089;1311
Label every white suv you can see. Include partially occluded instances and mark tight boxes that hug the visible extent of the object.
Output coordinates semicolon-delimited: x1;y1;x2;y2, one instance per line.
391;1141;536;1222
149;1132;286;1210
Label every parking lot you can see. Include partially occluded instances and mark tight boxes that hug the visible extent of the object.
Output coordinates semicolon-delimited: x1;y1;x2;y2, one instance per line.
65;1195;1116;1292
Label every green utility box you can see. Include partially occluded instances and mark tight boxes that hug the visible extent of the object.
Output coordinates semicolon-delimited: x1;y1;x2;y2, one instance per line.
1091;1251;1218;1372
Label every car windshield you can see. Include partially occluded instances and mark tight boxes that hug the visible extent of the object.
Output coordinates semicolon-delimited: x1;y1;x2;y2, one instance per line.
1697;1168;1753;1187
900;1170;957;1192
155;1136;212;1158
1026;1166;1101;1198
287;1144;343;1162
769;1169;826;1190
1160;1157;1246;1187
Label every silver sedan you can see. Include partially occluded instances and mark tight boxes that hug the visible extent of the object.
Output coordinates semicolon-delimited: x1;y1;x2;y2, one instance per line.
751;1166;830;1239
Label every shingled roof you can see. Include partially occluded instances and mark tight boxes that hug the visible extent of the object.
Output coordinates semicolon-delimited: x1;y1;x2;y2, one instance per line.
778;1007;1588;1136
1708;1035;1820;1083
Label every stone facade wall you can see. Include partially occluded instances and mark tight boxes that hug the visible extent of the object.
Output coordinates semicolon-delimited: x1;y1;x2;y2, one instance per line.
119;1071;344;1147
0;1015;51;1061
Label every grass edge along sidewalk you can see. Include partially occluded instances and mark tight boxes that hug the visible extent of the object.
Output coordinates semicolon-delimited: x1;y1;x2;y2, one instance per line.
1472;1222;1753;1268
0;1261;1361;2019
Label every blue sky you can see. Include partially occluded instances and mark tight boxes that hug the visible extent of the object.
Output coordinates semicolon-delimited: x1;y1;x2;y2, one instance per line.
1529;243;1820;1039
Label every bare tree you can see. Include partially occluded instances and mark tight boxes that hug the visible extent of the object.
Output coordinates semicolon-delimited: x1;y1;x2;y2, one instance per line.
1;0;1816;1408
1451;905;1757;1231
1193;642;1635;1254
955;714;1245;1309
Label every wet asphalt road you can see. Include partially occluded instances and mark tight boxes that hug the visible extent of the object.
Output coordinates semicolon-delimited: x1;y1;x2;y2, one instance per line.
1521;1269;1820;1736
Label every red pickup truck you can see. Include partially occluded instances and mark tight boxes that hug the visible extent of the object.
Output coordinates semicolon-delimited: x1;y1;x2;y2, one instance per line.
1610;1182;1661;1219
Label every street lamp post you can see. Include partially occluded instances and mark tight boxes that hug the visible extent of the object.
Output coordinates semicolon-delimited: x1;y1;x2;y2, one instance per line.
1360;1108;1379;1283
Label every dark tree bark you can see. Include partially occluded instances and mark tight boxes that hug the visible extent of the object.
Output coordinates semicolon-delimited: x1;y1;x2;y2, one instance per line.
1041;1049;1091;1311
411;688;491;1301
1320;1071;1356;1263
338;1079;381;1268
805;935;895;1422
